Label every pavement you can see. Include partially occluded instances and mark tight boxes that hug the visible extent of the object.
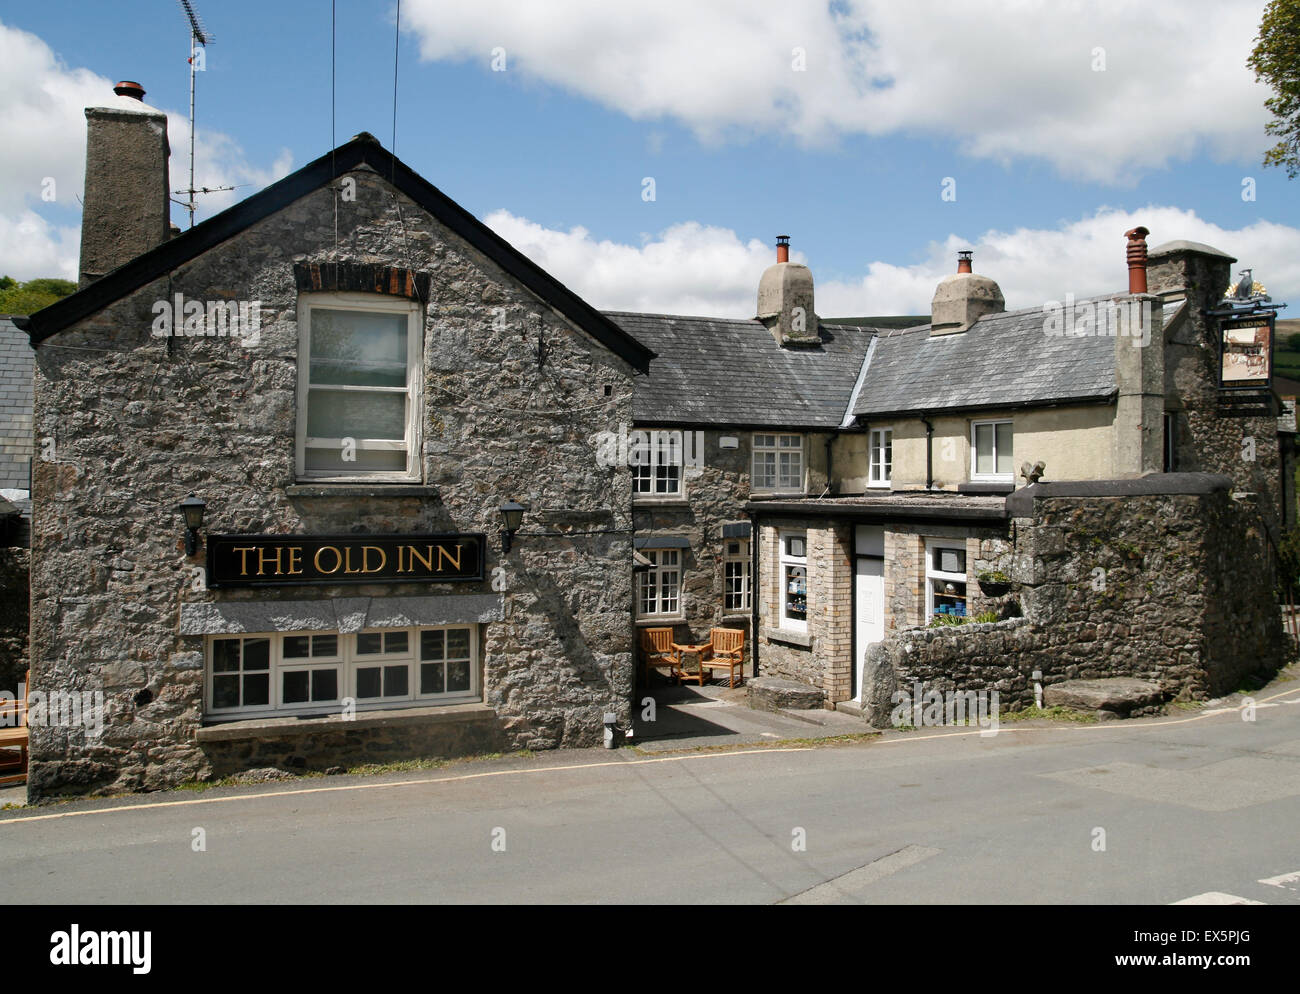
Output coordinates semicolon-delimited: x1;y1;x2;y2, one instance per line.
2;672;1299;903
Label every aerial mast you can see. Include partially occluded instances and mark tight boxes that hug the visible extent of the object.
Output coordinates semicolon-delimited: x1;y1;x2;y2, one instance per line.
176;0;216;228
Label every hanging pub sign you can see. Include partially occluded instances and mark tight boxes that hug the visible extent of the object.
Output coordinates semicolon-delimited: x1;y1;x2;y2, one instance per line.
1219;312;1274;389
206;533;485;588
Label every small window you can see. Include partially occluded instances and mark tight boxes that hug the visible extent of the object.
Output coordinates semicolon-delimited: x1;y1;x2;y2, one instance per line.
297;294;423;482
724;539;751;613
926;542;968;622
637;549;682;619
869;428;892;487
752;434;803;492
779;530;808;632
971;420;1013;480
631;431;684;498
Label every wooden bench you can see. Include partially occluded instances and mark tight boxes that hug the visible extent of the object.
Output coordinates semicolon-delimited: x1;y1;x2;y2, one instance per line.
0;669;30;786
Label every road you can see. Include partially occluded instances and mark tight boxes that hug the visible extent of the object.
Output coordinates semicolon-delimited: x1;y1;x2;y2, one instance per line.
3;678;1300;904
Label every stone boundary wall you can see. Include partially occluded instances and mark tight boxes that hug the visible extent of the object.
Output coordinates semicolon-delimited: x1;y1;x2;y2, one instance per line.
860;481;1288;726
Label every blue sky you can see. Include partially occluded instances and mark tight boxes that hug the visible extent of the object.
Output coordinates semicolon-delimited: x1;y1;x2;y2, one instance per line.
2;0;1298;316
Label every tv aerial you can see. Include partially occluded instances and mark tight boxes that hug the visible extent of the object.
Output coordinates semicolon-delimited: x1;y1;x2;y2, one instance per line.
174;1;234;228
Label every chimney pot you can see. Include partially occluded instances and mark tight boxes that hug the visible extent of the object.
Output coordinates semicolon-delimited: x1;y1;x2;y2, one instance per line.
1125;226;1150;294
776;235;790;264
957;250;973;274
113;80;146;101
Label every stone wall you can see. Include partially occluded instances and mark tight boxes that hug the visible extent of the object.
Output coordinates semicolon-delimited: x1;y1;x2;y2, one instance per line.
0;546;29;694
860;478;1288;725
28;164;638;798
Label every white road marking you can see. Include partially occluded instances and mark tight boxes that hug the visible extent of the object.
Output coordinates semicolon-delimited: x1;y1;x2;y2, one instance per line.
1171;892;1266;905
779;845;942;904
1258;869;1300;890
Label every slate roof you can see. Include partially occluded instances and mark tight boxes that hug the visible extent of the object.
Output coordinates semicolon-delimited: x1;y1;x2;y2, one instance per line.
851;296;1150;418
0;317;33;492
607;312;877;429
19;133;653;373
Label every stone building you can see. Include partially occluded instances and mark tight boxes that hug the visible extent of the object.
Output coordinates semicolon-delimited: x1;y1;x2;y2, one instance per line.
15;82;1295;797
747;242;1294;716
19;85;652;797
606;241;876;655
0;316;33;695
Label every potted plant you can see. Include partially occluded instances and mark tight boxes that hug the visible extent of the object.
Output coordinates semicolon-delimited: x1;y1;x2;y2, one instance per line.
976;569;1012;596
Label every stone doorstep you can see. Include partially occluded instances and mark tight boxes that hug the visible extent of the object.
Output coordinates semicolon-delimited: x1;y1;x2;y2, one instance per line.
195;702;498;743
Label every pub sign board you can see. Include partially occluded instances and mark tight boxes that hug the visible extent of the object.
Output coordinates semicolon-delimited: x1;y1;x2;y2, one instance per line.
206;533;486;588
1219;313;1274;389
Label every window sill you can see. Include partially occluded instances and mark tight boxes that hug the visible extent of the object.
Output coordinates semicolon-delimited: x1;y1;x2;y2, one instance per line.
632;497;689;508
867;482;892;490
196;701;493;741
761;626;812;649
635;616;684;626
286;484;439;498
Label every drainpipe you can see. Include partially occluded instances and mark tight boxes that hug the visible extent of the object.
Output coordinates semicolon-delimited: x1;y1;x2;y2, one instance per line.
922;415;934;490
749;509;760;679
823;430;840;496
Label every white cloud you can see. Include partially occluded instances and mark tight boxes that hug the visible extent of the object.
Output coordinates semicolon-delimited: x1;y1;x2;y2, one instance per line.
486;207;1300;318
0;19;291;280
404;0;1273;183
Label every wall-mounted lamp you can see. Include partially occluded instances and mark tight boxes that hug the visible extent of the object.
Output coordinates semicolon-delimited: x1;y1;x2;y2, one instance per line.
499;499;526;554
176;494;207;556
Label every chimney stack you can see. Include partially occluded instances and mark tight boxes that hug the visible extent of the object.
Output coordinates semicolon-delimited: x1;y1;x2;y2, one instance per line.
78;80;172;287
757;235;819;347
1126;226;1149;294
929;251;1004;336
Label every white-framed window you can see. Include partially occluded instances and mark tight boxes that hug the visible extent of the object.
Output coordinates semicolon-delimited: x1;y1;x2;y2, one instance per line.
632;430;684;499
753;433;804;492
925;541;968;622
869;428;893;488
723;539;751;613
206;626;478;718
637;549;682;619
296;293;423;481
970;420;1013;481
779;530;808;632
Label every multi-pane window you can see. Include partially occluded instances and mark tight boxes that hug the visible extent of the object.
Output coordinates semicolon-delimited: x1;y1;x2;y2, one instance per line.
637;549;681;618
723;539;751;613
207;626;477;717
211;636;271;711
631;431;684;498
779;531;808;631
869;428;892;487
926;542;968;621
752;434;803;491
297;294;422;481
971;420;1013;480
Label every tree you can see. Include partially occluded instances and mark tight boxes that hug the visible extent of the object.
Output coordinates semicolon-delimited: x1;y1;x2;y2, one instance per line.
1249;0;1300;178
0;276;77;315
1287;332;1300;352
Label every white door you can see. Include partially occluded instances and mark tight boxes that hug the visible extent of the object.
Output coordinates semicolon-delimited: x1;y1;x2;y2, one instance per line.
854;526;885;702
855;559;884;701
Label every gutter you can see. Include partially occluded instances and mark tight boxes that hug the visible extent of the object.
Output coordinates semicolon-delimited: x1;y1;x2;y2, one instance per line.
743;499;1007;525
